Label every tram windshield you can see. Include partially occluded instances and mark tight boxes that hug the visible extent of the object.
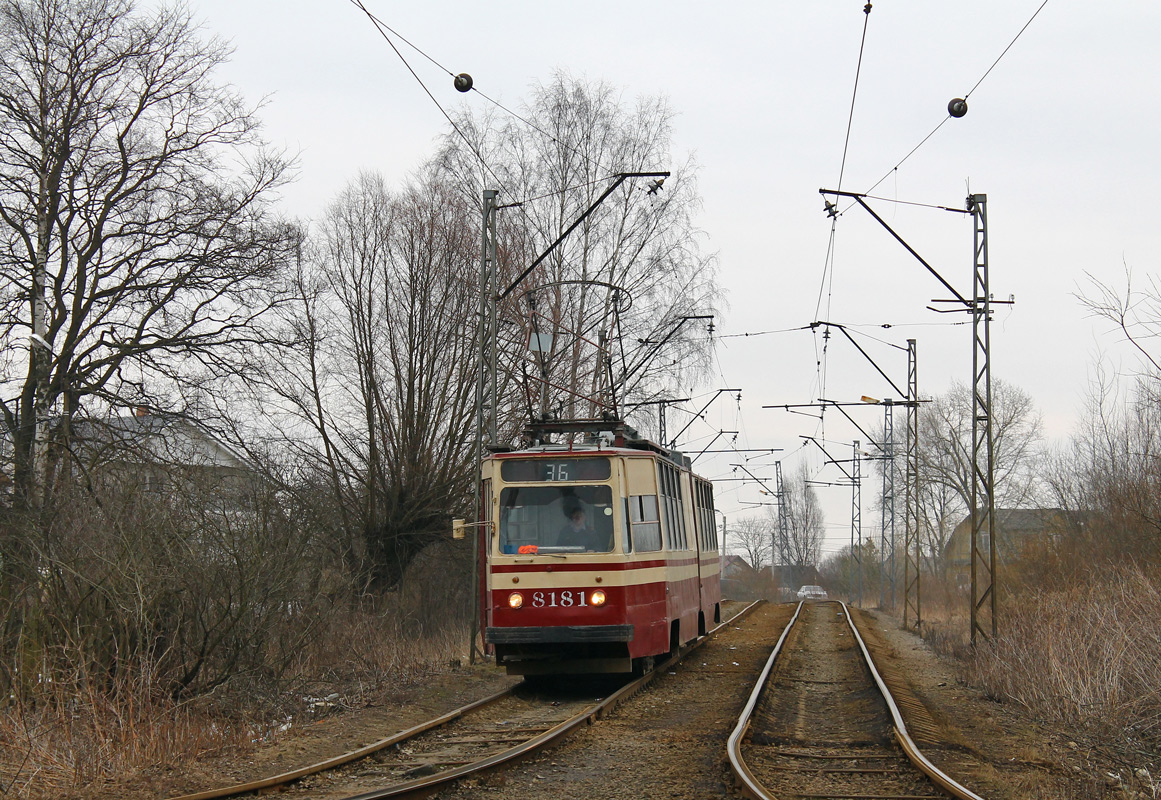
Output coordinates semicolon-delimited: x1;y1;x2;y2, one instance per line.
498;485;615;554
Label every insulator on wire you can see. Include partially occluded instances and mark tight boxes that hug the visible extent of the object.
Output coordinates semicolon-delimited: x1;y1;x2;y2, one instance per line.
948;97;968;118
454;73;473;92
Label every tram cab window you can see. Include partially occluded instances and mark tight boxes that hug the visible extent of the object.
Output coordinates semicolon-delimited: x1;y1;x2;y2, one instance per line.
498;485;614;554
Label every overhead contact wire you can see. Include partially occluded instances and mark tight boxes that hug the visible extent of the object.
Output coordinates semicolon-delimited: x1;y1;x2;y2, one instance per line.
348;0;508;192
815;3;872;425
345;1;622;205
965;0;1050;100
836;2;874;194
348;0;622;200
858;0;1051;201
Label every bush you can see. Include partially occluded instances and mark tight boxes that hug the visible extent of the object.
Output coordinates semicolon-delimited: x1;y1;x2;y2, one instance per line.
0;482;475;795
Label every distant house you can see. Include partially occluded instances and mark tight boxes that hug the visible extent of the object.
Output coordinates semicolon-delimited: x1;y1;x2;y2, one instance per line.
722;555;765;600
945;508;1068;583
723;554;758;581
73;408;261;513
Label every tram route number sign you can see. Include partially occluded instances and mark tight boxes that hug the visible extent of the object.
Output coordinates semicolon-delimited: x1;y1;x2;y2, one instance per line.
500;457;611;482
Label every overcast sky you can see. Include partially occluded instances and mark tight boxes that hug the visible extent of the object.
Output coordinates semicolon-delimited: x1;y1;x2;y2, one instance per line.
185;0;1160;559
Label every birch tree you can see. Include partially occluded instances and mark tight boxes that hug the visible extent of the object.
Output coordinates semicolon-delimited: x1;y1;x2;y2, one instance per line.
432;73;719;438
0;0;292;509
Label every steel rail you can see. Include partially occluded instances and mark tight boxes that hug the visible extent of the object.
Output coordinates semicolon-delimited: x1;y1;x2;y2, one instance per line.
167;687;515;800
726;600;805;798
726;599;985;800
172;600;762;800
346;599;763;800
841;602;986;800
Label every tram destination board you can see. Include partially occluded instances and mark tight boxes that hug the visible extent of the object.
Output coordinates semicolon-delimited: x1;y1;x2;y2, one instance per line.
501;457;611;482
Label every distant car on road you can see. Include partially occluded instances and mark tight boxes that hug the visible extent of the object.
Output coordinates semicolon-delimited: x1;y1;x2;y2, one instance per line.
796;585;828;600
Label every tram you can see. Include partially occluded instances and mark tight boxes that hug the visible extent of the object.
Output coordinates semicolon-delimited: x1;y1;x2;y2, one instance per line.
478;418;721;676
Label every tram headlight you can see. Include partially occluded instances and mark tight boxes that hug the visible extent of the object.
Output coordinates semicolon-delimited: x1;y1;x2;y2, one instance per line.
508;592;524;609
590;590;607;607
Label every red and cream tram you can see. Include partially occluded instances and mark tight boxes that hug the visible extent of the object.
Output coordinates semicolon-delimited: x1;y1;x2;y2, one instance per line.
480;423;721;675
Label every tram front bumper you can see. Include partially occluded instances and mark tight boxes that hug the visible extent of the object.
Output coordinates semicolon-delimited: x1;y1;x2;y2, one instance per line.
486;624;633;644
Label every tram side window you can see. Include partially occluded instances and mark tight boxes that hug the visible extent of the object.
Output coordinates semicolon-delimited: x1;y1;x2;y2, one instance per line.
658;463;687;551
707;483;718;550
621;498;633;554
629;495;661;552
695;480;718;551
692;481;705;551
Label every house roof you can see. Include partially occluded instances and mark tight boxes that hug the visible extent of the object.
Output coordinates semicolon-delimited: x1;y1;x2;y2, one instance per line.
951;508;1065;536
723;554;758;575
72;412;251;471
946;507;1068;564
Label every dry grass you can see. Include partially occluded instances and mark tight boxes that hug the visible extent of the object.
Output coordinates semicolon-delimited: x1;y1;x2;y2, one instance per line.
0;672;253;798
964;565;1161;792
0;600;467;798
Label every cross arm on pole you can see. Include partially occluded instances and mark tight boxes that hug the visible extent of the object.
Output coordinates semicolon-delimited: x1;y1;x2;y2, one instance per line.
728;462;779;497
810;320;908;399
687;429;733;462
800;434;854;482
623;314;714;388
817;398;879;447
669;388;741;448
819;189;971;308
500;171;670;300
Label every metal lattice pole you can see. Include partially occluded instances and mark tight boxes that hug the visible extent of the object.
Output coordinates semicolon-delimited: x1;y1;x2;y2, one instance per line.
776;460;789;568
904;339;921;630
968;194;997;644
880;401;895;609
470;189;499;664
852;441;862;608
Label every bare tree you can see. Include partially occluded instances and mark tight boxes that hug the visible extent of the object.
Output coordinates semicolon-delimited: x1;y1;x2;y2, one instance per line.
730;514;772;572
913;379;1044;573
432;73;720;437
1046;368;1161;568
782;464;824;567
1061;266;1161;567
0;0;292;509
1078;264;1161;375
257;174;479;591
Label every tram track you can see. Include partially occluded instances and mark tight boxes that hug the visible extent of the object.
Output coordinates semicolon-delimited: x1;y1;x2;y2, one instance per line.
728;599;983;800
169;600;762;800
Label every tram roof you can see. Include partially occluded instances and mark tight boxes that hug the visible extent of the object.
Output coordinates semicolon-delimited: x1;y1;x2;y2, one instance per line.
490;442;692;469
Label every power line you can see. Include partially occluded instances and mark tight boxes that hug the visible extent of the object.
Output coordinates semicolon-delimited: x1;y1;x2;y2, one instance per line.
716;325;812;340
836;3;874;194
347;0;455;75
347;0;507;192
855;193;968;214
502;176;616;208
964;0;1050;100
347;0;622;199
860;119;951;199
857;0;1052;201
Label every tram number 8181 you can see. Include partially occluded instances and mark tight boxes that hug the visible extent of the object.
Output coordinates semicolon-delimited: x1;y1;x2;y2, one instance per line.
532;590;587;608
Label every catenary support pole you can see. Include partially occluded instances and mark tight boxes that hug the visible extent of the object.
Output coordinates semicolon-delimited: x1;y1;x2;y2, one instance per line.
904;339;920;631
470;189;499;664
969;194;997;644
880;400;895;609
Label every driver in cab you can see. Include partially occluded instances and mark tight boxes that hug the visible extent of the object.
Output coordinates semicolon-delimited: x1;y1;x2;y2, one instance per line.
557;507;603;551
